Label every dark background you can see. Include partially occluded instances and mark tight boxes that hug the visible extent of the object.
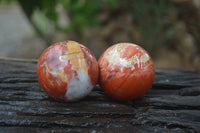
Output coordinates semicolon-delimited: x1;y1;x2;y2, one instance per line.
0;0;200;73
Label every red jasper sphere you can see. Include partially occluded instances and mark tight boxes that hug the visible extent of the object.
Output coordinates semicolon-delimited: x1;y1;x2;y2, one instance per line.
37;40;99;102
98;43;155;101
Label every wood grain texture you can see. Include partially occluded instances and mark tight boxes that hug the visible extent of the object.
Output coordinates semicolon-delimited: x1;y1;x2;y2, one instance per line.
0;59;200;133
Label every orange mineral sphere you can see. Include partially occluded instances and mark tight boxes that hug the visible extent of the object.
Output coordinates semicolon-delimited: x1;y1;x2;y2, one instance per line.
37;40;99;102
98;43;155;101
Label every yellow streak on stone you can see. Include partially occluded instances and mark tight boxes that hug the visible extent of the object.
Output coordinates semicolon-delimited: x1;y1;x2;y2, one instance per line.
140;54;149;63
127;56;139;67
105;43;150;68
127;54;149;67
62;41;88;74
43;62;67;82
116;43;126;52
105;43;126;65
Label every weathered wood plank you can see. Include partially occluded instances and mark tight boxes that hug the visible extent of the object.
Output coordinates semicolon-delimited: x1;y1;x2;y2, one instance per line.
0;59;200;133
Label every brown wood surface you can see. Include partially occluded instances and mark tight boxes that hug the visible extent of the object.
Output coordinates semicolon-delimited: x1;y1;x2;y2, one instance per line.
0;59;200;133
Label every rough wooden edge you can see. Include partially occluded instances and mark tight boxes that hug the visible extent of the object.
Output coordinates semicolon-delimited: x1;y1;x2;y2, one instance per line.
0;57;38;63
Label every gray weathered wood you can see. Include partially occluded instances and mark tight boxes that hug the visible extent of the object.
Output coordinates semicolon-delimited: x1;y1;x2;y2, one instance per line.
0;59;200;133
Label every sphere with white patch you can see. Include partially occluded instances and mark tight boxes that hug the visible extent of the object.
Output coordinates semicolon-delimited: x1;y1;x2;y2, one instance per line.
98;43;155;101
37;40;99;102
